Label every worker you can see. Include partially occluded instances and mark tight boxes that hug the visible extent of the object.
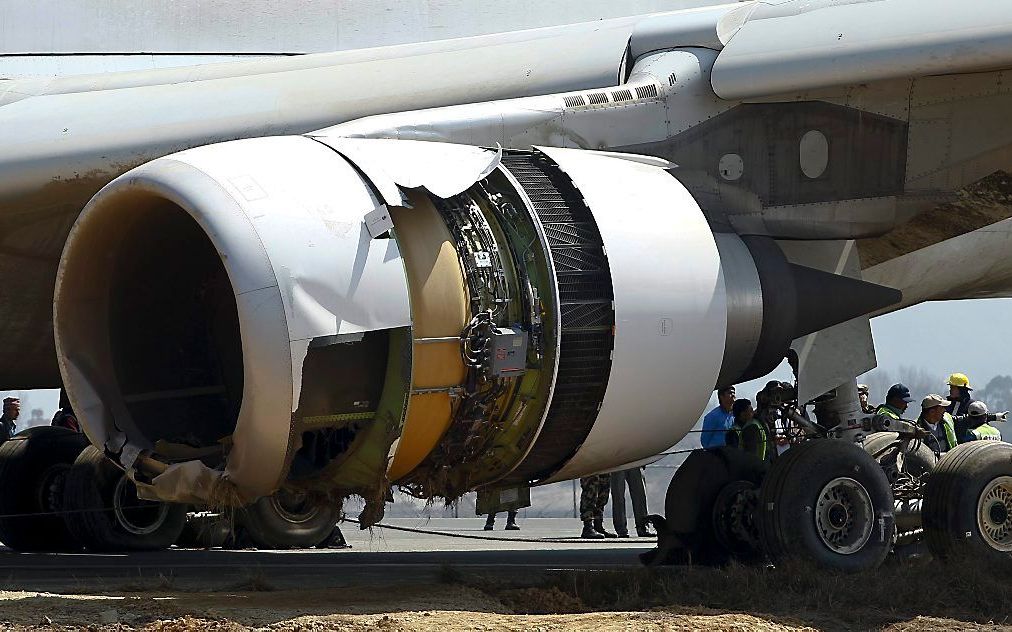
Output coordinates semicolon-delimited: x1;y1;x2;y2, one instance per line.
610;467;651;537
579;474;615;539
726;398;773;463
484;510;520;531
701;386;735;448
0;397;19;442
873;383;914;427
953;401;1006;443
946;373;973;416
51;389;80;432
917;394;958;454
857;384;875;415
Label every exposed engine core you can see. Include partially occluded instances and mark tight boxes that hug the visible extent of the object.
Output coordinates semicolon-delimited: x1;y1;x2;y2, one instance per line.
54;135;898;514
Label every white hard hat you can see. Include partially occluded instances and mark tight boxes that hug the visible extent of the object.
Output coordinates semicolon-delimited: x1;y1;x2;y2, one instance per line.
968;401;989;417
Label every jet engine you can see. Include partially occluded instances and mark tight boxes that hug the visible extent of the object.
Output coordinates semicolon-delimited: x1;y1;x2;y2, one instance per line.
53;136;899;513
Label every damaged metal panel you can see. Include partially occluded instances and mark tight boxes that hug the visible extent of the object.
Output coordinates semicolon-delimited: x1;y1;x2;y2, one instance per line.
711;0;1012;100
314;137;502;206
56;135;417;505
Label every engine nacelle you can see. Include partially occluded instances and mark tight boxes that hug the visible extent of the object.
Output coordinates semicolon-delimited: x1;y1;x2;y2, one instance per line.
54;136;898;510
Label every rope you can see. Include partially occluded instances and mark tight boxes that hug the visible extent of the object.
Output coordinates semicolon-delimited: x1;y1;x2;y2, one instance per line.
0;506;655;545
342;517;654;544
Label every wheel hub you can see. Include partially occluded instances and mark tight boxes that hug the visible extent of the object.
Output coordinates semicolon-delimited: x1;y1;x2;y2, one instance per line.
977;476;1012;551
113;476;169;535
828;503;849;529
712;481;760;554
270;489;321;524
815;477;874;555
37;464;70;514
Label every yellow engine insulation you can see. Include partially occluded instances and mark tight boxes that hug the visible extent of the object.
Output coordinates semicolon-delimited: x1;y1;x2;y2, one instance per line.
387;192;469;481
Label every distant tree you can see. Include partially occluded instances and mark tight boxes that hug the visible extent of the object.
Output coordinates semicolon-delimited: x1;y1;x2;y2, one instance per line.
978;375;1012;412
860;366;942;409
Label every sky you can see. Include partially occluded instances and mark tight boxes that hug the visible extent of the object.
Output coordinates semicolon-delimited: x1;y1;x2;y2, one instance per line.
721;297;1012;406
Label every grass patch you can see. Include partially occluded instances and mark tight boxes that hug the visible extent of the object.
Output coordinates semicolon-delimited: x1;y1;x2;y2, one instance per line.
230;568;275;592
486;557;1012;630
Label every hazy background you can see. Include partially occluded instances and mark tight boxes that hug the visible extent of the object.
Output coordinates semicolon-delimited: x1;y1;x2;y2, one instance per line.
7;297;1012;523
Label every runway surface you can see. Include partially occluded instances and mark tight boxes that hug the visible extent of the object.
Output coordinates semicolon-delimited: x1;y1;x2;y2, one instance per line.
0;518;656;592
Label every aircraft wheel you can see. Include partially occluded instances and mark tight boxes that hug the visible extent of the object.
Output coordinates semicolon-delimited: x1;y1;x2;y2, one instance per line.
0;427;89;551
712;479;762;560
176;512;232;549
63;446;186;551
758;440;894;572
642;447;765;566
863;432;936;482
923;441;1012;564
238;488;339;549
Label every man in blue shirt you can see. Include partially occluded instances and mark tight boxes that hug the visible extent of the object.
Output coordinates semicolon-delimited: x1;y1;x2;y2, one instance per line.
701;386;735;448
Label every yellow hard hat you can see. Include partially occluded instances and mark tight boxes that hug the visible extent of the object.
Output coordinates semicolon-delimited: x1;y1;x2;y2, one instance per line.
946;372;972;389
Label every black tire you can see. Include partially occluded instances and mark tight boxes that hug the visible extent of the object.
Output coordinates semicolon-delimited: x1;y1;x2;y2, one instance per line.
655;447;766;564
62;446;186;551
758;440;895;572
238;489;339;549
0;427;89;551
923;441;1012;564
863;432;937;482
176;513;232;549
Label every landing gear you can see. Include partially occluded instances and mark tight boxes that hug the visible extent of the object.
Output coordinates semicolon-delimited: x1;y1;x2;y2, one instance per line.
758;440;894;571
646;440;895;571
863;432;936;481
923;441;1012;564
0;427;88;551
643;447;765;566
238;488;340;549
175;512;232;548
712;480;761;560
62;446;187;551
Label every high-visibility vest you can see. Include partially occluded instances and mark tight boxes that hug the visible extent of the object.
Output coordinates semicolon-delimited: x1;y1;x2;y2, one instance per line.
969;423;1002;441
875;404;901;421
920;412;958;450
732;419;768;461
941;413;958;449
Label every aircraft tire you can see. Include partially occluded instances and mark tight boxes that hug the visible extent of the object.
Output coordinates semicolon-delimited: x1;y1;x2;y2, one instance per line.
923;440;1012;564
646;447;765;565
238;489;339;549
863;432;936;482
62;446;186;551
175;513;233;549
758;439;894;572
0;427;89;551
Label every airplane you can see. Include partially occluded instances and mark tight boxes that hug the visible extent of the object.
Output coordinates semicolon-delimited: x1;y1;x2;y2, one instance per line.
1;0;1011;569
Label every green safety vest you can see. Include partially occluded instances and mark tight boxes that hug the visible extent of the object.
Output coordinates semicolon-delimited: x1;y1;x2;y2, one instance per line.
941;413;958;449
918;411;958;450
732;419;768;461
875;404;901;421
970;423;1002;441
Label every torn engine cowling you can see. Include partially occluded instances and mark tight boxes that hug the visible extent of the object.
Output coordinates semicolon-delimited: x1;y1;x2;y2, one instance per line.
53;136;899;514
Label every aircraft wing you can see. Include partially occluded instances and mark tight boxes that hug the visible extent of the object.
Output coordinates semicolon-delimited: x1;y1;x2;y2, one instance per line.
711;0;1012;99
